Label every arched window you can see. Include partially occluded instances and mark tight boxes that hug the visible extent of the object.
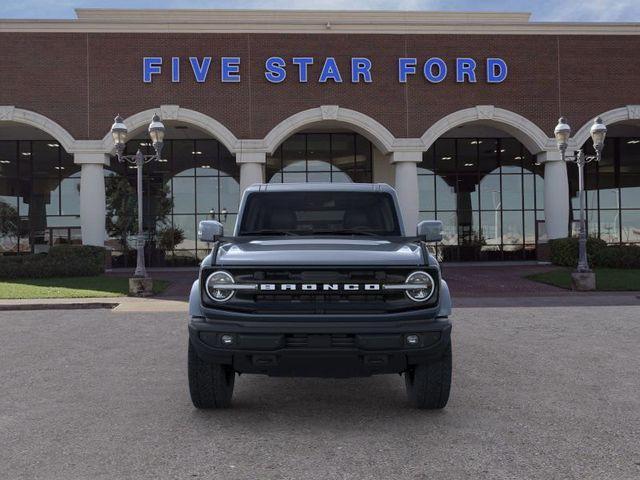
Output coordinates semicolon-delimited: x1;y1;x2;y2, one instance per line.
0;140;79;253
266;133;373;183
569;135;640;244
107;138;239;267
418;137;544;261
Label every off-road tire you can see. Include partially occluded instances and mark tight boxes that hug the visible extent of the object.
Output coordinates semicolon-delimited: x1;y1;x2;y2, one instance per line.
404;340;452;409
188;340;235;409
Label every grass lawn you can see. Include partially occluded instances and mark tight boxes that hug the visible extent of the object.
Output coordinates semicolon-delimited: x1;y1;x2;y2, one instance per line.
0;276;170;299
527;268;640;291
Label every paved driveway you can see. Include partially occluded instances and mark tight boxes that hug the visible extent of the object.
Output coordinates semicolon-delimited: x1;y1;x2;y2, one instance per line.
1;306;639;480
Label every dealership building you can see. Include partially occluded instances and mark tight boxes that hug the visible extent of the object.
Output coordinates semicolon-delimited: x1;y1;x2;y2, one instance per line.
1;9;640;265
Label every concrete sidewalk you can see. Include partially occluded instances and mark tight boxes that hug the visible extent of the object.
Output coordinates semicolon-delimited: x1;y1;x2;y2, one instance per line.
0;296;188;313
1;291;638;312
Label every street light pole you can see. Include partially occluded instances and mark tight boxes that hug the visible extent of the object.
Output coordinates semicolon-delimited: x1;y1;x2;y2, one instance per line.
110;114;165;282
554;116;607;284
575;149;589;272
134;149;146;277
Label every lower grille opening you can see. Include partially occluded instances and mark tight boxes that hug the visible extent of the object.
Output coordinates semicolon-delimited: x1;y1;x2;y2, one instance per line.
284;334;357;348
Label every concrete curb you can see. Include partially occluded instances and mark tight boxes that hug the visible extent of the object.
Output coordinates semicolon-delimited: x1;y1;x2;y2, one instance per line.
0;296;187;313
0;302;119;312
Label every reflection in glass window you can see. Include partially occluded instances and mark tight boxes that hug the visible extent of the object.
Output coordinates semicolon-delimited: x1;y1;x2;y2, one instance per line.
171;177;196;214
568;136;640;245
599;210;620;243
196;177;219;214
266;133;372;184
479;175;501;211
502;211;524;248
621;184;640;209
435;176;456;211
621;210;640;243
59;175;80;216
501;175;523;210
418;174;435;211
307;134;331;171
419;136;544;260
107;138;240;266
0;140;77;253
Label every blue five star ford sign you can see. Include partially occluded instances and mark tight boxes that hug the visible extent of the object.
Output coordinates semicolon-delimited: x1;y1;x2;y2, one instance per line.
142;56;508;84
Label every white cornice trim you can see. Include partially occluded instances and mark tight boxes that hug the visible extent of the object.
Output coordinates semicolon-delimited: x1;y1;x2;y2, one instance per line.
2;23;639;35
1;9;640;35
74;9;533;24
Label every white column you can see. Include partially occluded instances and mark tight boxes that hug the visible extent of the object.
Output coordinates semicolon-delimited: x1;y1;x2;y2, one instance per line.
372;146;394;185
539;151;569;239
237;151;266;193
391;151;422;234
75;152;109;246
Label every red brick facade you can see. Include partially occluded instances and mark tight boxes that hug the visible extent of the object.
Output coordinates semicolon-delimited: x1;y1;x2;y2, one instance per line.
1;32;639;141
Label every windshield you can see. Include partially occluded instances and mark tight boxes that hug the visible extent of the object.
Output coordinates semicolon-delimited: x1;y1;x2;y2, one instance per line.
238;191;402;236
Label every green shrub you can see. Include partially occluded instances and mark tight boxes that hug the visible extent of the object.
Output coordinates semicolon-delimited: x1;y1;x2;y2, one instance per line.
0;245;106;279
549;237;607;267
593;245;640;269
157;226;185;252
550;237;640;269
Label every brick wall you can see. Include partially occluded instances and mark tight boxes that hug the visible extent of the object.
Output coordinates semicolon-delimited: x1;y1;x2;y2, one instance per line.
1;32;639;142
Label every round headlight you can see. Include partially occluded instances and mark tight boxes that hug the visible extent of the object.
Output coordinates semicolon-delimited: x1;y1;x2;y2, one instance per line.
405;271;435;302
205;271;235;302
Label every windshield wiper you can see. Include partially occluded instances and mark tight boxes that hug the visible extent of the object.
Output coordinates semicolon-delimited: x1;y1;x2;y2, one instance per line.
240;229;300;236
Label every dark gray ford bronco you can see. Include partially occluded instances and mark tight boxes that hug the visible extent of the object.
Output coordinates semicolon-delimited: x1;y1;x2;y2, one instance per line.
188;183;452;409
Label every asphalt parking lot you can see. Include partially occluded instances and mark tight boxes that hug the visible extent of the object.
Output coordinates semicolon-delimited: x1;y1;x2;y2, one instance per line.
1;306;639;480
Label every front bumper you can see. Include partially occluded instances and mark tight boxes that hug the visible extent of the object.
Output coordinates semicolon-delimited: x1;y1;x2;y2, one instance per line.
189;316;451;378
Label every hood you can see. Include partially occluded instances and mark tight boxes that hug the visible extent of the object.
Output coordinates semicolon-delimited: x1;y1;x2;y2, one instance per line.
216;238;423;266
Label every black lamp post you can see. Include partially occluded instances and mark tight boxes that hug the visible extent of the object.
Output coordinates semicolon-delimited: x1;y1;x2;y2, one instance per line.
110;114;166;278
554;116;607;276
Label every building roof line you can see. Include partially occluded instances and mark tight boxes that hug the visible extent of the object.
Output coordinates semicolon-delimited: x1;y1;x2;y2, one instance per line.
73;8;533;24
1;9;640;35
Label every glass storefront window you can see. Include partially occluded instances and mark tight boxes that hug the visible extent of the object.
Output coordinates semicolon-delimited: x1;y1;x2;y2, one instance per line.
478;139;499;172
502;211;524;248
0;140;78;254
106;138;240;267
195;177;219;214
419;136;544;260
307;134;331;171
621;210;640;243
418;174;435;211
620;182;640;209
500;138;523;174
599;210;620;243
501;175;523;211
568;136;640;245
434;139;456;175
282;135;306;173
479;175;501;211
172;177;196;214
60;174;81;216
266;132;373;184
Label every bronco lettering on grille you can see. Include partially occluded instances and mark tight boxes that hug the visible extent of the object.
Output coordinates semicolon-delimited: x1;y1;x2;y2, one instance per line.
258;283;381;292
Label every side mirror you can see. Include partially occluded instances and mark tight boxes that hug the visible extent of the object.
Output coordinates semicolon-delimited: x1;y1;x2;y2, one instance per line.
198;220;224;242
417;220;443;243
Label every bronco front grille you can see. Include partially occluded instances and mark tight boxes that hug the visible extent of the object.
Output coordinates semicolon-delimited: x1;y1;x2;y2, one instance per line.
201;267;438;314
